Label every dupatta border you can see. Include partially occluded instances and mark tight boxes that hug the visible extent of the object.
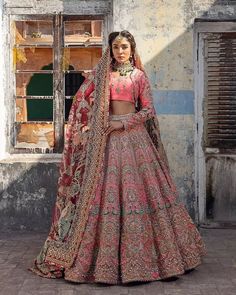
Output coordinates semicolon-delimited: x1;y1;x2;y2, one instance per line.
44;49;111;268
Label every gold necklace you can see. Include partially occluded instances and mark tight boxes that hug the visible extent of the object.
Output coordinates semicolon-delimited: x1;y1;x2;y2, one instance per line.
112;61;134;76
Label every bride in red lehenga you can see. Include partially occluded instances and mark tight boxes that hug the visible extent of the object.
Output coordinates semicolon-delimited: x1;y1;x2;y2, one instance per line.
29;30;206;284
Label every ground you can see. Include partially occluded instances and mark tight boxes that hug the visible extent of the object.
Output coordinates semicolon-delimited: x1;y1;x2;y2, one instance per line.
0;228;235;295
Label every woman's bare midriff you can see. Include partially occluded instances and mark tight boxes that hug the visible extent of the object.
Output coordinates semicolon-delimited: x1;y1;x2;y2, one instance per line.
110;100;136;115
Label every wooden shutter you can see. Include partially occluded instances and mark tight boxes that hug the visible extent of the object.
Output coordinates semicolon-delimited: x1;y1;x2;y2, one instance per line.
204;32;236;149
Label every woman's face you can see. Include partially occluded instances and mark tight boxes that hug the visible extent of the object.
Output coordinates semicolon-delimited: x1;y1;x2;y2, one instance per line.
111;37;132;64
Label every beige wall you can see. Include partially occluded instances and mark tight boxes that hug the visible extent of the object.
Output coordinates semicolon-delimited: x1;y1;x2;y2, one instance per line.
112;0;236;218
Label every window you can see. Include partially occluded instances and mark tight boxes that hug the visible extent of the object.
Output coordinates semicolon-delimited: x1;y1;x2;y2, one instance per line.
203;32;236;150
12;15;103;153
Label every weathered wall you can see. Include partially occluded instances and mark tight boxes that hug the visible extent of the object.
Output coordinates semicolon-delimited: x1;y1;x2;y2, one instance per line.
4;0;112;15
0;157;60;231
0;0;6;160
0;0;112;232
113;0;236;219
1;0;236;231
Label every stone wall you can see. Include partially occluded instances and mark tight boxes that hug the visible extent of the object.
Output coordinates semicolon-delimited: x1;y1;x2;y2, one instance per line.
0;156;60;231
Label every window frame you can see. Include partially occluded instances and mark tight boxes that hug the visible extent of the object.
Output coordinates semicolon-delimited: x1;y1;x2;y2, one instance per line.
10;14;104;154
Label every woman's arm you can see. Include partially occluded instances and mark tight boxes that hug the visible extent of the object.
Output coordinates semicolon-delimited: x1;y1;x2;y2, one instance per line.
121;71;155;130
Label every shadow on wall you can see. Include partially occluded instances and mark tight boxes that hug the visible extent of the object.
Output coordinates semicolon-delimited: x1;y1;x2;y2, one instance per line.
1;0;236;232
131;0;236;217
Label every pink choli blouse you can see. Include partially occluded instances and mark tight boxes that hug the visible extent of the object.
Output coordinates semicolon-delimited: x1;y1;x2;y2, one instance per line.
109;73;135;104
75;68;156;131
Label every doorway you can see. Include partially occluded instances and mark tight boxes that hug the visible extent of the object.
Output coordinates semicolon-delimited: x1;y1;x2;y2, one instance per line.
194;21;236;227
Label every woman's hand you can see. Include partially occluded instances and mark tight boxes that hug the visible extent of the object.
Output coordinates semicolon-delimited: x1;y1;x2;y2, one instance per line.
105;120;124;136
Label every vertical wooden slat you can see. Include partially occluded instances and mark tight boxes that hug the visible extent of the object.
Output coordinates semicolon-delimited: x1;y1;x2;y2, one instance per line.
54;13;64;152
205;32;236;149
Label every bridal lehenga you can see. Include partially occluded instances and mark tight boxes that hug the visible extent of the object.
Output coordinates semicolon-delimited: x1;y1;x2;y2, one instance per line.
29;47;206;284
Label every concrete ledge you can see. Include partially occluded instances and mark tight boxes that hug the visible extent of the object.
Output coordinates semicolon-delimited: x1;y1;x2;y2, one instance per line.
0;153;62;164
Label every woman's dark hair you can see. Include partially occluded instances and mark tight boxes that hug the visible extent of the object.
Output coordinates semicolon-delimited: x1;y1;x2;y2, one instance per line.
108;30;136;59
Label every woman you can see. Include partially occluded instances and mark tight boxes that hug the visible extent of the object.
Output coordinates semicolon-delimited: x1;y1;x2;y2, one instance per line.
29;30;206;284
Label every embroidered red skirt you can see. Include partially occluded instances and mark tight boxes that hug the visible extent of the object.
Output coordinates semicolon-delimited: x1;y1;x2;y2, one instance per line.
63;113;206;284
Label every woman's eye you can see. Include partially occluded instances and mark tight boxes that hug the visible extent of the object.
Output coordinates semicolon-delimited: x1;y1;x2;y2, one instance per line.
112;45;129;50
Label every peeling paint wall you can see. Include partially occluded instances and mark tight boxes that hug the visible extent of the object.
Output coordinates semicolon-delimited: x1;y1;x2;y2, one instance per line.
1;0;236;231
113;0;236;219
4;0;112;15
0;0;6;159
0;158;60;231
0;0;112;232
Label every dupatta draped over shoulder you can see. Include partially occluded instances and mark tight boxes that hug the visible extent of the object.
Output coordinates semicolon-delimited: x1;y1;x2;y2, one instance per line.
31;47;169;277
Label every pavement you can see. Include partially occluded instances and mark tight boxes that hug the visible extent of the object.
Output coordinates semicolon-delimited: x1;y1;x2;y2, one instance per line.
0;228;235;295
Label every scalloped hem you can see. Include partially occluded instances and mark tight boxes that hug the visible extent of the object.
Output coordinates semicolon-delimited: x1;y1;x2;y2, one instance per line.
62;259;204;285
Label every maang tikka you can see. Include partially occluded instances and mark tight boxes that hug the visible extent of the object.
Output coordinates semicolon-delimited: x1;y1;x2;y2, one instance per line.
114;32;123;43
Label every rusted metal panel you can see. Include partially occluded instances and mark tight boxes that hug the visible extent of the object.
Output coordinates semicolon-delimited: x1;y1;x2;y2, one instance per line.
204;32;236;149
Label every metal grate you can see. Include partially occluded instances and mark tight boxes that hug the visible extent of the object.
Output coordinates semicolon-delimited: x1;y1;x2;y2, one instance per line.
205;32;236;149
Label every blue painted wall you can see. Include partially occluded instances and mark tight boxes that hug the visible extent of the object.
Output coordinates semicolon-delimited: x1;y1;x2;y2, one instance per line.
153;90;194;115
